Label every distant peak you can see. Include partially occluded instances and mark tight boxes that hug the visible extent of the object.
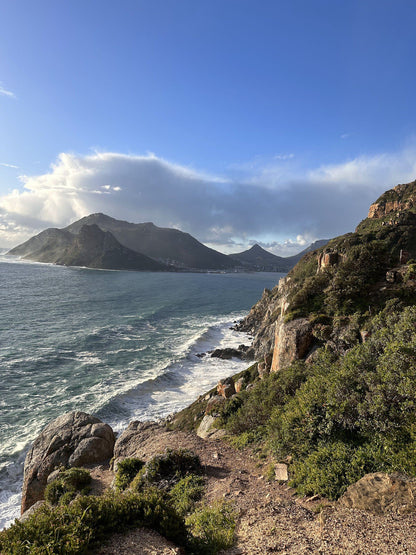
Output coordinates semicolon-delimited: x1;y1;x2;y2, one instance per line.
249;244;265;252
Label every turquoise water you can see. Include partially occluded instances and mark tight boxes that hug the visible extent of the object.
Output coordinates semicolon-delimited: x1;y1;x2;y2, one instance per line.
0;256;283;527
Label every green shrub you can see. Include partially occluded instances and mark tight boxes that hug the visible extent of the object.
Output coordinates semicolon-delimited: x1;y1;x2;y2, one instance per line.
169;474;205;516
0;489;187;554
44;467;91;505
114;457;144;490
131;448;202;491
186;501;237;555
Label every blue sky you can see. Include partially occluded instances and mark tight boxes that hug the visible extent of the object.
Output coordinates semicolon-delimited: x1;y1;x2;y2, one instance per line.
1;0;416;253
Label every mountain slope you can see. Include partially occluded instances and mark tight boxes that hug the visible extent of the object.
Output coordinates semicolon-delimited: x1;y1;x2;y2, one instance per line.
229;240;329;272
9;224;166;271
8;228;74;262
55;224;167;270
64;213;236;270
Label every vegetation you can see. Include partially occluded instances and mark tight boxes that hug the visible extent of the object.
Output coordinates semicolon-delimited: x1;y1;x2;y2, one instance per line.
114;457;144;491
217;301;416;499
0;489;187;554
44;468;91;505
169;474;205;517
0;449;236;555
186;501;237;555
130;448;202;491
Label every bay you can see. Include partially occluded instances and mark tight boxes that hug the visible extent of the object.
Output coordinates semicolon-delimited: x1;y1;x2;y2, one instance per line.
0;256;283;528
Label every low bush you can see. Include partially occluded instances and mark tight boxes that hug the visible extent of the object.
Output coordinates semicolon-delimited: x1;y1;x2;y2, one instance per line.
0;489;187;554
186;501;237;555
169;474;205;516
44;467;91;505
114;457;144;491
131;448;202;491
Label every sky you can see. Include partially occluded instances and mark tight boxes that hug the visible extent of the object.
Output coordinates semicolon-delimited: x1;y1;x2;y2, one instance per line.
1;0;416;255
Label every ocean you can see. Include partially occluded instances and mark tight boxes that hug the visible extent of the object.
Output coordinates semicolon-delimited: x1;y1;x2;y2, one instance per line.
0;255;283;529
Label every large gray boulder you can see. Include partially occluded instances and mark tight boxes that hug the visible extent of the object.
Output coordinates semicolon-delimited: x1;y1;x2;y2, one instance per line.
21;411;115;513
339;472;416;515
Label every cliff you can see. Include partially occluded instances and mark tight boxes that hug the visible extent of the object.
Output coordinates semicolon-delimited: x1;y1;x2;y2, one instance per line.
239;179;416;371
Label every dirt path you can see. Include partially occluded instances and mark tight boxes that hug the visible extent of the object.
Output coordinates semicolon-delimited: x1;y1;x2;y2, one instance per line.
96;425;416;554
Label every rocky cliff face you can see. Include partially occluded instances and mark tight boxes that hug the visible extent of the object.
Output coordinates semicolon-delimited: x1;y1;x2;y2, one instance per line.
367;180;416;219
241;179;416;373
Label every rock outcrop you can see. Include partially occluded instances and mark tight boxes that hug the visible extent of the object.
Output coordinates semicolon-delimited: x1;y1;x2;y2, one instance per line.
21;411;115;513
367;180;416;220
271;317;313;372
339;472;416;515
217;377;236;398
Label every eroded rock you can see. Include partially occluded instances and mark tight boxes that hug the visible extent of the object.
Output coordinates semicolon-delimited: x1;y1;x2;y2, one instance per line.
339;472;416;515
21;411;115;514
217;377;236;398
271;318;313;372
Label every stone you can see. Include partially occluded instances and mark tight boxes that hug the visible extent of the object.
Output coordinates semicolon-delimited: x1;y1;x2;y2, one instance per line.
257;361;268;379
21;411;115;514
235;377;245;393
217;377;236;398
360;330;371;343
274;463;288;481
113;421;159;462
339;472;416;515
196;415;217;439
271;318;314;372
211;348;242;360
205;395;226;415
19;500;45;523
317;251;341;271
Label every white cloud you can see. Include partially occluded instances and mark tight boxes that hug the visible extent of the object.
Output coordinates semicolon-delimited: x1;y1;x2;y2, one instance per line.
0;146;415;252
0;83;15;98
0;162;19;169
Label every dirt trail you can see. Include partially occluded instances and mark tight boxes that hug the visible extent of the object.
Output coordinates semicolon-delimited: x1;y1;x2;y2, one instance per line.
96;426;416;554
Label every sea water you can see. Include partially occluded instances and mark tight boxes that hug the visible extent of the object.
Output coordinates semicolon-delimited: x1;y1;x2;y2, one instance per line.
0;255;284;528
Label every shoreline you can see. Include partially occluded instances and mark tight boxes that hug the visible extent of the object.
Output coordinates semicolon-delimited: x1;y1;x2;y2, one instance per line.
0;317;253;530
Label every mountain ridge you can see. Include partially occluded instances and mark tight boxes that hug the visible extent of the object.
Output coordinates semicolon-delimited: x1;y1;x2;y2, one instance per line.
9;214;327;272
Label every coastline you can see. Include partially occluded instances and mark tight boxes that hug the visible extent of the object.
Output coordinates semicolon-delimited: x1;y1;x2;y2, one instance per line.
0;317;253;530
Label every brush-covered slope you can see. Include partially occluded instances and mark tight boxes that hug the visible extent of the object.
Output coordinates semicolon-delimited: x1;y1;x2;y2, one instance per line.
204;180;416;501
65;213;236;270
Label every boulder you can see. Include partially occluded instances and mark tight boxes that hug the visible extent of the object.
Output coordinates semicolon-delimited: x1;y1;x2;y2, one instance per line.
206;395;226;415
217;377;236;398
339;472;416;515
21;411;115;514
113;421;159;462
211;348;243;360
235;377;245;393
257;361;269;379
271;318;314;372
196;415;217;439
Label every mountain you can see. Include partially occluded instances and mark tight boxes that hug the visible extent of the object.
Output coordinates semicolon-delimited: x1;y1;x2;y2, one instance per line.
229;240;329;272
9;212;328;272
9;224;167;271
64;213;236;270
229;244;289;271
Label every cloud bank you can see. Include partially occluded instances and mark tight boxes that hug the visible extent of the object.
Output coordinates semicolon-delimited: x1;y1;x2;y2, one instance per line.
1;147;416;254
